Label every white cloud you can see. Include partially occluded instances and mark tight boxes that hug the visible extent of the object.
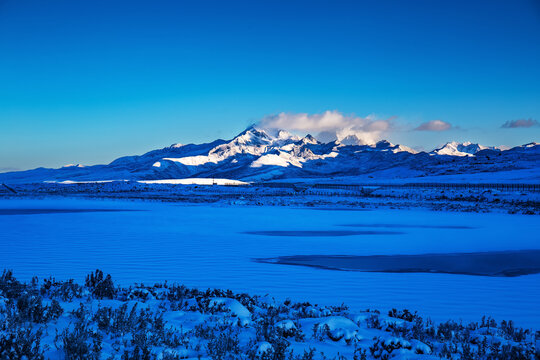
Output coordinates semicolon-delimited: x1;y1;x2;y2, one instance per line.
259;110;393;145
414;120;453;131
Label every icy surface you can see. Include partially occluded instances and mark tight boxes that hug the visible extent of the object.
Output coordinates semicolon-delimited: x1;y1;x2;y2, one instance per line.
1;198;539;328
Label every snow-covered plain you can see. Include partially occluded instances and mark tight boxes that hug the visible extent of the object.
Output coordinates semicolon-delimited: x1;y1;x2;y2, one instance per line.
1;198;539;330
138;178;249;185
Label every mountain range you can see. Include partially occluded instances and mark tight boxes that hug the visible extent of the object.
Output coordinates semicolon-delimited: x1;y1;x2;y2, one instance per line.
1;126;539;184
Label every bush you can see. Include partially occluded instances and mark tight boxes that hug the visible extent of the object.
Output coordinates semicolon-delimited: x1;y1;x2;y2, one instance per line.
206;326;240;360
15;293;63;323
85;269;116;299
388;308;420;322
57;320;102;360
0;325;45;360
0;270;25;299
41;277;83;301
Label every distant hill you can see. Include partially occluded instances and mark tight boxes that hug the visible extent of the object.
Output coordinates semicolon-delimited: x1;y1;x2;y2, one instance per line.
1;127;538;184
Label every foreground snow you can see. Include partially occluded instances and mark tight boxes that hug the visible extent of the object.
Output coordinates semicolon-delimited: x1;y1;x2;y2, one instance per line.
1;270;537;360
138;178;249;186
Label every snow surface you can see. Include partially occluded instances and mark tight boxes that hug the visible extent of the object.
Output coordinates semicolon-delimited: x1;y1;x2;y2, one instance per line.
1;198;539;328
138;178;248;185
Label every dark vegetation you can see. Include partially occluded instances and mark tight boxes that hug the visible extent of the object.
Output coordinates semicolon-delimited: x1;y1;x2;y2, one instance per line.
1;270;538;359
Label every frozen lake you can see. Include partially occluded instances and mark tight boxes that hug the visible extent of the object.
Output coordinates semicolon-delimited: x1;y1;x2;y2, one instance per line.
1;198;539;328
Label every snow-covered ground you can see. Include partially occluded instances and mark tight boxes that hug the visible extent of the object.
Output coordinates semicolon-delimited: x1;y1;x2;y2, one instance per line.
2;269;536;360
138;178;249;185
1;198;539;331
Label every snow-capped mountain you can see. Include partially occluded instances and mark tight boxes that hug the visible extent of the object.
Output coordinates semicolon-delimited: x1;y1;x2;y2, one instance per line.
0;127;538;183
432;141;498;157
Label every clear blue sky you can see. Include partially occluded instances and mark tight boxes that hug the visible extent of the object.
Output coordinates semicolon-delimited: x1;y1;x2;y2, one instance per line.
0;0;539;170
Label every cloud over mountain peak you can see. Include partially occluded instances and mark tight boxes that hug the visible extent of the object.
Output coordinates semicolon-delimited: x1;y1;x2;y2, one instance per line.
258;110;393;145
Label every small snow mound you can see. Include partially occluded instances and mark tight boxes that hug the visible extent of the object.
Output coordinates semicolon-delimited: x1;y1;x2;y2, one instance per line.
275;319;296;331
315;316;360;342
256;341;274;356
275;319;299;337
209;297;251;324
410;339;432;355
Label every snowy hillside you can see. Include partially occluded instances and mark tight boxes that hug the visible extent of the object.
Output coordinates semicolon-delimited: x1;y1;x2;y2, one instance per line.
0;127;539;183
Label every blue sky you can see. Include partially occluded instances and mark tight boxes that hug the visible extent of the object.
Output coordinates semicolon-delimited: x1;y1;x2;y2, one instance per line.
0;0;539;170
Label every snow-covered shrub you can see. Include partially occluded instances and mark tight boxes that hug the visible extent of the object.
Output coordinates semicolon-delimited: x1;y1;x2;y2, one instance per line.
0;269;24;299
41;277;83;301
247;340;289;360
166;284;190;302
205;326;240;360
366;313;382;329
387;308;420;322
56;319;102;360
15;293;63;323
386;310;435;343
352;345;368;360
0;269;538;360
500;320;530;342
254;341;274;358
128;287;156;301
369;337;412;359
290;302;321;319
93;303;158;339
0;324;45;360
313;317;360;344
328;303;349;314
275;320;304;341
123;332;154;360
85;269;116;299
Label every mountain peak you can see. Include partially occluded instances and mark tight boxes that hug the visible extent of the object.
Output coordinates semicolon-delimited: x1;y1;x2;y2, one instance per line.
233;126;272;144
432;141;492;157
300;134;319;145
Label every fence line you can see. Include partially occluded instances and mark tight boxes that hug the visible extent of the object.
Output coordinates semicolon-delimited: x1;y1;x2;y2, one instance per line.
250;182;540;192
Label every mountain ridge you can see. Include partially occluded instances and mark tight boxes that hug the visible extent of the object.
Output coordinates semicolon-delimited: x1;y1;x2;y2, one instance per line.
1;127;538;183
